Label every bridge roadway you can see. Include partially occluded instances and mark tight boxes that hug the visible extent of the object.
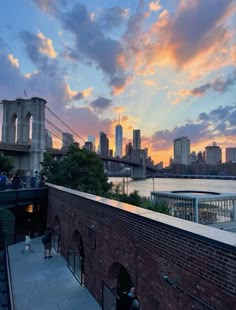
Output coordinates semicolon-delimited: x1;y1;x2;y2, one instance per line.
0;142;157;172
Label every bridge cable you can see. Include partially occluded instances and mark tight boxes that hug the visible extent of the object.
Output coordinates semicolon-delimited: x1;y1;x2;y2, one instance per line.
45;106;86;143
46;129;62;142
45;118;64;135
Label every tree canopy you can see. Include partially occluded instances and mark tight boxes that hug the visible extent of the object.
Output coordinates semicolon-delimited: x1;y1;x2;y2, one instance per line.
0;155;13;173
40;144;112;195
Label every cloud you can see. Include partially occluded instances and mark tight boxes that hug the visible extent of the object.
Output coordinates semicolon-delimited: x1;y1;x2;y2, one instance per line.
20;31;60;77
37;32;57;58
148;105;236;151
31;0;66;14
149;1;162;12
61;3;131;95
89;97;112;112
97;6;129;30
65;84;93;102
121;0;234;79
176;70;236;100
8;54;19;68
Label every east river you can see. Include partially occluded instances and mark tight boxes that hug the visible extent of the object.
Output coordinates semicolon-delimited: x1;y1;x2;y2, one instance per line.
109;177;236;198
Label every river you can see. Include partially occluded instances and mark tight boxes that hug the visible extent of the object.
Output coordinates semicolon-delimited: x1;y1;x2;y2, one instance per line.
109;177;236;198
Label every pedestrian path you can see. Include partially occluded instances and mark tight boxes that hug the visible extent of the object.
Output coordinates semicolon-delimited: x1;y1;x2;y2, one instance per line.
8;237;101;310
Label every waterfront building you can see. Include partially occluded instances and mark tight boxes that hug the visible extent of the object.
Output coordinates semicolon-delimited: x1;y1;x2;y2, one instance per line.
84;141;93;152
174;136;190;165
99;131;109;156
115;122;123;158
87;135;95;151
133;129;141;150
205;142;222;164
125;142;133;160
62;133;73;149
226;147;236;163
190;151;197;163
197;151;204;163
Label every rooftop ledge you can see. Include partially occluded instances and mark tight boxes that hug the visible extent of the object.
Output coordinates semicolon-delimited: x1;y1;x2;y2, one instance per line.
48;183;236;249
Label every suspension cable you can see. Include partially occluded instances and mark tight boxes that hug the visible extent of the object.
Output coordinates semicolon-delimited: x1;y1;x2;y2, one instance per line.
45;106;85;142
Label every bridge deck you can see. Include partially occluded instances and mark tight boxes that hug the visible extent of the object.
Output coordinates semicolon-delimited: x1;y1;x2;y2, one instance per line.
8;237;101;310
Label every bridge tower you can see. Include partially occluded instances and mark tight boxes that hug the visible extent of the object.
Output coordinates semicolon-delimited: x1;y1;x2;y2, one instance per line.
131;149;146;179
1;97;46;174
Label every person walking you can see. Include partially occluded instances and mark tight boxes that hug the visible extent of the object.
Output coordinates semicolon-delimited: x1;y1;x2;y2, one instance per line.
42;226;53;259
21;233;34;253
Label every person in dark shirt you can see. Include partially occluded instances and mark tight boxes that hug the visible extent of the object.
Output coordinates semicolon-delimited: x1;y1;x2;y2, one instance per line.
42;226;53;259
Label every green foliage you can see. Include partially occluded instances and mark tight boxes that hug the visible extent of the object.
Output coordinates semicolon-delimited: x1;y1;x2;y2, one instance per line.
40;144;112;195
148;199;170;214
0;155;14;173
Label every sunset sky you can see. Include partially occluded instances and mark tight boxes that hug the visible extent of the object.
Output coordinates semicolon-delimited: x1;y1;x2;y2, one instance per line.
0;0;235;166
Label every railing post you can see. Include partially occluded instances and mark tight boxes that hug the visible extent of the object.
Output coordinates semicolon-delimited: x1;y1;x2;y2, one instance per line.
233;199;236;221
195;198;199;223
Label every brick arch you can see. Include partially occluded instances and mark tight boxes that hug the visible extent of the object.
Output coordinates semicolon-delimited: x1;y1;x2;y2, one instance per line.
69;229;85;284
71;229;84;256
52;215;61;234
108;262;133;295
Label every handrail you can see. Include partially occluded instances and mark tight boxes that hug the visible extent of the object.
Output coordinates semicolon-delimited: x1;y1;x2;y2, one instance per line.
4;241;15;310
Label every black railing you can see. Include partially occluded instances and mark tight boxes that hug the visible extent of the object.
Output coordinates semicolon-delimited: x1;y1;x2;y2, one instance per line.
4;240;15;310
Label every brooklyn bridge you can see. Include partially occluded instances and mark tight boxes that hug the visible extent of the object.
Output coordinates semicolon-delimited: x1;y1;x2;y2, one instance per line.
0;97;156;179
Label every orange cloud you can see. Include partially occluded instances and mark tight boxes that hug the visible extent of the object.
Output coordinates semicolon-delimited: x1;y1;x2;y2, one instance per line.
24;70;38;79
149;1;162;12
113;106;126;114
144;79;156;86
37;32;57;58
65;83;93;101
122;1;235;84
8;54;19;68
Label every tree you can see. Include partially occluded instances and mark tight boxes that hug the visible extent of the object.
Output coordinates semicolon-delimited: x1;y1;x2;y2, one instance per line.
0;155;13;173
40;144;112;195
148;199;170;214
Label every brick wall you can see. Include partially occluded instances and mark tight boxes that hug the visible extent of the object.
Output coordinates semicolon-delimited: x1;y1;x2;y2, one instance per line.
47;185;236;310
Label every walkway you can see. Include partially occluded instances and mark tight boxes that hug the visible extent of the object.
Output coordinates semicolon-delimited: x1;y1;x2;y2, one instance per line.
8;237;101;310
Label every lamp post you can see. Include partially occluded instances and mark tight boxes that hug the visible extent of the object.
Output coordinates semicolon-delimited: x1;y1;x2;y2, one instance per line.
152;177;155;192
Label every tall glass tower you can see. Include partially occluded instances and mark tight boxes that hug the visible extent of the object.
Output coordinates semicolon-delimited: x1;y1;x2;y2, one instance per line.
133;129;141;150
115;121;123;157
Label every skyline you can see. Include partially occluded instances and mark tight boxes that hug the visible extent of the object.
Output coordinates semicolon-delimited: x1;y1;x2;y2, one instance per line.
0;0;235;166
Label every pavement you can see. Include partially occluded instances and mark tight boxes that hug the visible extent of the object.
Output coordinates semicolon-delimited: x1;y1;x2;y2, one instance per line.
208;220;236;233
8;237;101;310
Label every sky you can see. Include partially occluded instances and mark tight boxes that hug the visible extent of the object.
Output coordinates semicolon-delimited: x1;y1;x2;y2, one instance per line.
0;0;235;166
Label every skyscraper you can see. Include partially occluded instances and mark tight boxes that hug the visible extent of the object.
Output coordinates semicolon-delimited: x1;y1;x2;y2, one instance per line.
205;142;222;164
133;129;141;150
99;132;109;156
87;135;96;151
62;133;74;149
226;147;236;163
174;136;190;165
115;121;123;158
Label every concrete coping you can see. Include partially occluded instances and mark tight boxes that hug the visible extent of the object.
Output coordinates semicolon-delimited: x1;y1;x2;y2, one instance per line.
48;183;236;249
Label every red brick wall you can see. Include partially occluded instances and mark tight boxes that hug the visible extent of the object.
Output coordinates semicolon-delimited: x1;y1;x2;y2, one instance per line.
47;185;236;310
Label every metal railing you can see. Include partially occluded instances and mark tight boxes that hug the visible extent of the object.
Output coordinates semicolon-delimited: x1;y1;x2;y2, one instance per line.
4;240;15;310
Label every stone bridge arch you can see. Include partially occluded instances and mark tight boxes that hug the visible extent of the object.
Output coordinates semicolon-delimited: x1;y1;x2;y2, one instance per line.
1;97;46;173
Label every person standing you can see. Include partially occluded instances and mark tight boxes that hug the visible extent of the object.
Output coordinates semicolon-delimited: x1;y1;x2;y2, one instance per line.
21;233;34;253
42;226;53;259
